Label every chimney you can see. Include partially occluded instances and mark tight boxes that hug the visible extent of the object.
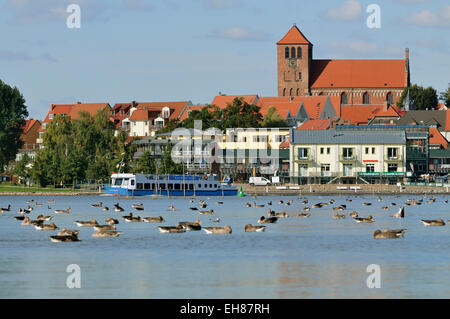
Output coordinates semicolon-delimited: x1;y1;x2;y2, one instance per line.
131;101;137;108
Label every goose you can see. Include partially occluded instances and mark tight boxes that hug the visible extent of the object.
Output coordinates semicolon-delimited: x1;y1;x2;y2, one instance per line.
333;205;346;211
353;215;374;223
312;203;323;208
178;219;202;231
329;200;335;204
421;218;445;226
267;201;272;206
189;207;199;211
275;212;289;218
216;201;224;205
244;224;266;232
258;216;278;224
333;213;346;219
200;203;208;209
50;234;81;242
349;211;358;218
23;206;33;214
132;203;144;211
14;216;26;221
301;200;308;204
143;216;165;223
58;227;80;236
34;222;58;231
0;204;11;212
373;229;406;239
382;206;389;211
34;202;43;207
278;200;284;204
25;200;34;204
92;230;123;238
199;209;214;215
253;202;265;208
105;218;119;225
123;213;142;223
22;217;43;226
158;225;186;233
346;198;353;202
302;207;311;212
210;217;220;223
392;207;405;218
75;219;99;227
102;207;109;211
54;207;71;214
363;202;372;206
245;202;251;208
114;203;124;212
297;213;311;218
91;202;102;207
36;215;52;221
93;224;116;231
168;204;176;211
203;225;232;234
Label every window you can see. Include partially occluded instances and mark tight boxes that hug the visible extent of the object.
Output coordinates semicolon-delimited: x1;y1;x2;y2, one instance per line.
343;164;353;177
242;137;247;142
285;47;289;59
209;184;213;188
388;163;398;172
130;179;135;186
327;148;330;154
145;121;148;126
114;178;123;186
174;184;181;190
296;88;300;96
341;93;348;105
290;88;293;96
283;88;286;96
372;147;375;154
291;47;296;58
387;92;394;105
137;183;143;190
366;164;375;172
342;148;354;159
151;183;155;190
49;114;54;119
144;183;150;190
365;147;369;154
320;147;324;154
160;183;166;190
198;184;201;188
387;148;398;159
188;184;194;190
298;148;309;159
297;47;302;58
363;92;370;105
298;164;308;176
298;72;302;81
321;164;330;177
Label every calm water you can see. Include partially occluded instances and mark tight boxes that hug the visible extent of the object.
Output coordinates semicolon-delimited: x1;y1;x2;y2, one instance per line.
1;193;450;299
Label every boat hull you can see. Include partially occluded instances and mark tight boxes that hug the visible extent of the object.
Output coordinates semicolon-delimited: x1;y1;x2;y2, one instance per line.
103;186;238;196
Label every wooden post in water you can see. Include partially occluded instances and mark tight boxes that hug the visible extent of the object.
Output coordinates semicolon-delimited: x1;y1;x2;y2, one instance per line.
167;174;170;199
193;173;197;199
183;164;186;199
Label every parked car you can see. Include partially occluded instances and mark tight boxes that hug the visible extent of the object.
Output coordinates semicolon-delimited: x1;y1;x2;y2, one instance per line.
249;176;271;186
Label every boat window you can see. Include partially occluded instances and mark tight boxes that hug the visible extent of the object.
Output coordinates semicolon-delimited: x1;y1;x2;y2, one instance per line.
168;184;173;190
151;183;155;190
137;183;143;190
160;184;166;190
174;184;181;190
198;184;201;188
144;183;150;190
114;178;123;186
210;184;212;188
188;184;194;190
123;178;129;186
131;179;135;186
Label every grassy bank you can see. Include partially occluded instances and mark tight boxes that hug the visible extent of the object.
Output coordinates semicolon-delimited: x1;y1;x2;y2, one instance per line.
0;185;97;194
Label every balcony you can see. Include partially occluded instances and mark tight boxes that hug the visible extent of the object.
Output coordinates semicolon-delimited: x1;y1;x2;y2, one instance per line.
295;154;313;163
384;154;403;162
339;154;357;162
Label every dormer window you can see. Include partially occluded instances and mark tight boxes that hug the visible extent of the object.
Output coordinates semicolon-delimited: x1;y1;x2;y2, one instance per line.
49;114;54;119
162;107;170;119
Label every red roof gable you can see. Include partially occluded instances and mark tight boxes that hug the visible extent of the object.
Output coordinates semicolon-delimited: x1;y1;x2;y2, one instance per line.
429;127;448;149
179;105;207;122
134;101;189;121
311;59;407;89
211;95;259;109
297;119;330;130
277;25;312;45
69;103;111;120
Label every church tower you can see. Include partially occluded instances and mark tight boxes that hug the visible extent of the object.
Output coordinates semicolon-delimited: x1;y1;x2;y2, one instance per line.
277;25;313;97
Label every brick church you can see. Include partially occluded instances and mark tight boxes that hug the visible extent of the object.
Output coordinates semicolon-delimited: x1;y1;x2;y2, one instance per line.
277;25;410;107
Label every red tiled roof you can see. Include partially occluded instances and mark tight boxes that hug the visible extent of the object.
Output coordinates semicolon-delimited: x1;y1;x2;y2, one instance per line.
429;127;448;149
297;119;330;130
39;104;74;132
135;101;189;121
445;109;450;131
369;105;401;118
22;120;40;134
279;136;290;149
128;109;164;121
340;106;374;125
311;59;407;88
258;101;302;119
211;95;259;109
69;103;111;120
277;25;312;45
179;105;207;122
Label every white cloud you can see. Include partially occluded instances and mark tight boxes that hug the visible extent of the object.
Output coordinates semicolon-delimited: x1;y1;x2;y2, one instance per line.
407;5;450;28
212;27;269;41
325;0;363;22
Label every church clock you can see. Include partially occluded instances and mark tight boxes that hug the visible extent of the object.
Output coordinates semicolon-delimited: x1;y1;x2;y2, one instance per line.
288;58;297;68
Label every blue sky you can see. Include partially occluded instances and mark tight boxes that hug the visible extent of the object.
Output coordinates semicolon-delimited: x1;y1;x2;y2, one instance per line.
0;0;449;120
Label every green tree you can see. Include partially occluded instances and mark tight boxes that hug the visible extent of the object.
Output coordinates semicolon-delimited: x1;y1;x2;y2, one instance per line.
262;106;288;128
159;143;183;174
133;150;157;174
220;97;262;129
440;83;450;107
181;105;222;130
14;154;32;185
397;84;439;110
0;80;28;171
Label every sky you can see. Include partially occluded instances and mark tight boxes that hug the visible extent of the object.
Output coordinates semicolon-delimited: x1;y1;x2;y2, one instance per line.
0;0;449;120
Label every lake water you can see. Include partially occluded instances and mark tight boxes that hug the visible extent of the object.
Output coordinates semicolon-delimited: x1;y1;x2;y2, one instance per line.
1;193;450;299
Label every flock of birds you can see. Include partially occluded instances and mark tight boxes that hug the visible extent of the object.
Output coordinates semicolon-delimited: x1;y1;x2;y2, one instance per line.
0;194;448;242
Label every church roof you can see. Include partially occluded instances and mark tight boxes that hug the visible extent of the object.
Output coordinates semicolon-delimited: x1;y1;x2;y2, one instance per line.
277;25;312;45
310;59;407;88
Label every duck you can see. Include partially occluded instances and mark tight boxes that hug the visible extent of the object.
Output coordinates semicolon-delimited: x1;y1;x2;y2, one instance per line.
14;216;26;221
349;211;359;218
25;200;34;204
200;202;208;209
92;230;123;238
392;207;405;218
253;202;265;208
333;213;346;219
210;217;220;223
158;225;186;233
301;200;308;204
275;212;289;218
48;200;55;204
199;209;214;215
143;216;165;223
244;224;266;232
302;207;311;212
91;202;102;208
34;222;58;231
312;203;324;208
102;207;109;211
178;219;202;231
132;203;144;211
333;205;346;211
114;203;124;212
216;201;224;205
58;227;80;236
93;224;116;231
123;213;142;222
105;218;119;225
278;200;284;204
258;216;278;224
373;229;406;239
382;206;389;211
36;214;52;221
391;202;397;206
267;201;272;206
49;234;81;242
353;215;374;223
54;207;71;214
297;213;311;218
168;204;176;211
203;225;232;234
22;217;43;226
421;218;445;226
189;207;199;211
34;202;43;207
75;219;99;227
246;202;251;208
363;202;372;206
